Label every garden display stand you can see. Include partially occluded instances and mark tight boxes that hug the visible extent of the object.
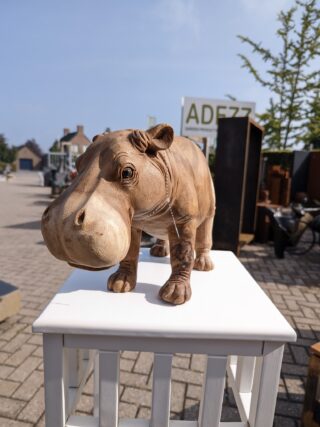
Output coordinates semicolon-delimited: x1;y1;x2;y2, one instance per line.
33;249;296;427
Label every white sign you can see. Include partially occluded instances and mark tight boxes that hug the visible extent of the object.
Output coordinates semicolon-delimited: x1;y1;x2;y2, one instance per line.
181;97;255;138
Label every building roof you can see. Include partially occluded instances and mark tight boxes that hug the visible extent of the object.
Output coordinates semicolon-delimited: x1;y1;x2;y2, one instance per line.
17;144;42;159
60;132;77;143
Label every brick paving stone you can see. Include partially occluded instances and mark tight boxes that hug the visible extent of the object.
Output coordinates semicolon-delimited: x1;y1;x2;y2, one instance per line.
118;402;138;418
82;372;94;395
284;376;305;402
190;354;206;372
120;371;149;389
17;387;44;424
2;334;30;354
75;393;93;414
122;351;139;360
278;376;288;398
0;396;26;418
282;363;308;377
31;347;43;358
171;367;204;385
171;411;181;420
0;379;20;397
27;335;42;346
1;324;26;342
133;352;153;374
175;353;190;358
8;357;42;383
283;346;294;364
183;398;199;420
172;355;190;369
35;414;45;427
224;384;238;408
136;406;151;418
5;344;37;367
0;418;32;427
0;353;9;364
121;387;152;407
0;341;7;351
170;382;186;413
221;405;241;422
13;370;43;401
0;365;15;380
276;400;304;418
186;384;202;400
120;358;135;372
274;416;298;427
291;345;309;365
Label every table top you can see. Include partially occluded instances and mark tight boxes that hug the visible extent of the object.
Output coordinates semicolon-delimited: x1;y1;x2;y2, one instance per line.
32;249;296;342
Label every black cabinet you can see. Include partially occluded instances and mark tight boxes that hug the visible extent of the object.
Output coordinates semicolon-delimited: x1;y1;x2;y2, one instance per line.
213;117;264;254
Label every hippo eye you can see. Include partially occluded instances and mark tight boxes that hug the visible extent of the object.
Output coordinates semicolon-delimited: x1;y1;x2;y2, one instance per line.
121;167;134;180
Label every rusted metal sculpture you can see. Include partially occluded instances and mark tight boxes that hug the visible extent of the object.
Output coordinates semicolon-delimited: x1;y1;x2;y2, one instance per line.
41;124;215;304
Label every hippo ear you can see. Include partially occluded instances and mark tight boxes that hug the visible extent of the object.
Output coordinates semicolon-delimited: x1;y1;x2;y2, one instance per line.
129;124;174;153
146;124;174;151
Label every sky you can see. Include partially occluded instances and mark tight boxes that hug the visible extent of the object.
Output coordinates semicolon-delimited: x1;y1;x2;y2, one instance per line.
0;0;293;151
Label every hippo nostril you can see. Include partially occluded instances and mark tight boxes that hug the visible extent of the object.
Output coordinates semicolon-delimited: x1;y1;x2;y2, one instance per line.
78;211;85;224
75;209;86;226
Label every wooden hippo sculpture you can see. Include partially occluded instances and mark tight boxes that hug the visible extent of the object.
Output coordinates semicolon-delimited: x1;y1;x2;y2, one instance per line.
41;124;215;305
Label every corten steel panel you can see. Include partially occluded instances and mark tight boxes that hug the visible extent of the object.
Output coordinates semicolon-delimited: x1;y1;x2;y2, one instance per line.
213;118;249;253
307;152;320;200
291;151;310;199
242;124;263;234
213;117;263;253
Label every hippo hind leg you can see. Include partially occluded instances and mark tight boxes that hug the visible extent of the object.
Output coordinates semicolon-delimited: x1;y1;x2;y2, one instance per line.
194;216;214;271
150;239;169;257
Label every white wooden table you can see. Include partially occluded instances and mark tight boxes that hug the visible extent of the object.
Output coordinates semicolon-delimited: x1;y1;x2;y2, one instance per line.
32;249;296;427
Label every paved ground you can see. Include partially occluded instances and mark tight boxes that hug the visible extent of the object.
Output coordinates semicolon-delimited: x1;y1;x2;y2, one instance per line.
0;172;319;427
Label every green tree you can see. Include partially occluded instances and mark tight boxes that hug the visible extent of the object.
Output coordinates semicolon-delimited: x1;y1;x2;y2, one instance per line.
25;139;43;158
49;139;60;152
238;0;320;150
302;88;320;149
0;134;17;163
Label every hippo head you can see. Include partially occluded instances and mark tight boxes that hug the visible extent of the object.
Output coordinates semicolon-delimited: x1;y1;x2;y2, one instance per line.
41;124;174;270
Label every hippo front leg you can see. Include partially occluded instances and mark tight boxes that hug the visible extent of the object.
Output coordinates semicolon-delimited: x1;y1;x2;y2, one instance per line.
159;222;196;305
107;228;141;293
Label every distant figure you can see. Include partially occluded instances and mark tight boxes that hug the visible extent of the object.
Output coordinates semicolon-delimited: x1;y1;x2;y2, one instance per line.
4;165;12;182
38;171;44;186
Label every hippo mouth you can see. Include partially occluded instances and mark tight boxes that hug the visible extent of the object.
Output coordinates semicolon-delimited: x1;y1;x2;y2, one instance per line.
68;262;114;271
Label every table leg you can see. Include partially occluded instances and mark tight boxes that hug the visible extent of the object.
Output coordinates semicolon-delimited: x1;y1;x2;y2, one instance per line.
249;344;284;427
236;356;256;393
151;353;173;427
94;351;99;418
199;355;227;427
43;334;68;427
68;348;83;388
99;350;120;427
